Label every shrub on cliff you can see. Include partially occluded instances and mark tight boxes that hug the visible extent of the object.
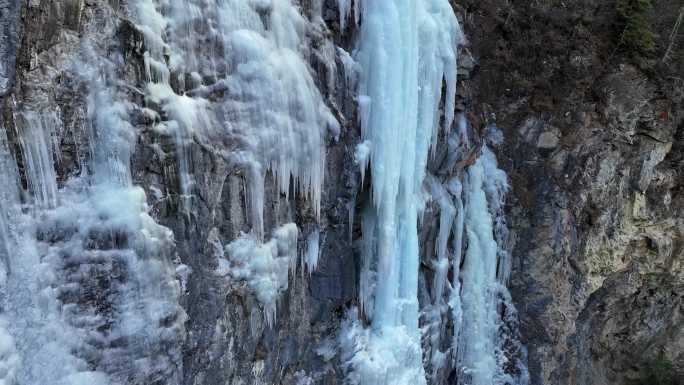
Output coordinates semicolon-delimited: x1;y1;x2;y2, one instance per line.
616;0;657;54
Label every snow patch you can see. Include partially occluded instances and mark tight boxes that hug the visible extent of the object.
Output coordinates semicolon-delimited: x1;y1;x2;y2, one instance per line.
221;223;299;325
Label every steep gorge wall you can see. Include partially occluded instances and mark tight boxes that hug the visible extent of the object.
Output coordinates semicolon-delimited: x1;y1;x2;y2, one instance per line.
0;0;681;384
455;0;684;384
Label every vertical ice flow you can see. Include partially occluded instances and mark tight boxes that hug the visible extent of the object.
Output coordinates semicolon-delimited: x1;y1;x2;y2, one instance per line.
0;125;19;273
457;156;501;385
455;146;529;385
447;177;465;367
15;111;60;209
344;0;463;384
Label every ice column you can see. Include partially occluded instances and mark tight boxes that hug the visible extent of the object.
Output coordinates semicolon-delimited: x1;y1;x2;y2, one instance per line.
455;146;529;385
457;156;501;385
344;0;462;384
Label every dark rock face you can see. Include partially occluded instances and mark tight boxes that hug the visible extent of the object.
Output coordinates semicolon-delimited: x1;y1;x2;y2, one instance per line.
455;0;684;383
1;0;682;384
0;0;20;95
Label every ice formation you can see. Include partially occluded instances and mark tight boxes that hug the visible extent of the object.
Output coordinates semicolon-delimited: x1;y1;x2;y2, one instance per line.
454;147;529;385
304;228;321;275
135;0;337;235
0;0;532;382
337;0;360;30
0;6;186;384
133;0;345;324
341;0;463;384
14;111;60;209
342;1;528;384
219;223;299;326
456;150;508;384
0;117;185;384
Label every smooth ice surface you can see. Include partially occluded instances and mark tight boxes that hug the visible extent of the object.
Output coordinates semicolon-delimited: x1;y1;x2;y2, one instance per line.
343;0;463;384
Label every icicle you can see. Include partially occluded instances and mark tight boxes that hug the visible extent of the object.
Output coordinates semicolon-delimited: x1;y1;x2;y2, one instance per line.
337;0;360;30
431;179;456;303
338;0;352;30
86;75;135;187
304;228;320;274
480;146;512;286
337;47;360;89
354;140;371;185
456;157;500;385
458;113;470;149
0;124;20;275
447;177;465;367
16;111;60;209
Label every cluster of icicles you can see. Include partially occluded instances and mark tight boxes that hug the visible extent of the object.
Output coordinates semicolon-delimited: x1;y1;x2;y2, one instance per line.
337;1;528;385
0;0;528;384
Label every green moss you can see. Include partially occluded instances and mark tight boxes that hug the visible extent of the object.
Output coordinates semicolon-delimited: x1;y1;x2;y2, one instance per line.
638;354;677;385
589;249;615;277
616;0;657;54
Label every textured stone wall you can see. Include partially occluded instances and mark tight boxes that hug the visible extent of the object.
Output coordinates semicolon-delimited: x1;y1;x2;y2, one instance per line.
455;0;684;383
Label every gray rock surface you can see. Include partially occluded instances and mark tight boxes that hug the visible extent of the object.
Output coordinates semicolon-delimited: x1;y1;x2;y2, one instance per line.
0;0;20;94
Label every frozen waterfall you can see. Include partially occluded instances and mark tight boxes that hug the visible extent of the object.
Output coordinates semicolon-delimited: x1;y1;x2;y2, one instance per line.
0;5;186;384
340;0;461;384
0;0;530;383
341;1;528;385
